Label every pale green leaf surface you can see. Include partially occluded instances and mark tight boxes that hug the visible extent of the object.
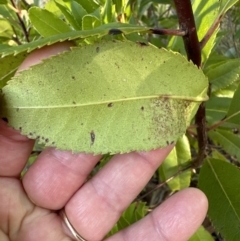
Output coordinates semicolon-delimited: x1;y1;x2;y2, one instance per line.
0;23;150;57
208;129;240;160
159;135;192;191
188;225;214;241
199;158;240;241
207;59;240;93
226;82;240;127
29;7;72;37
0;41;208;154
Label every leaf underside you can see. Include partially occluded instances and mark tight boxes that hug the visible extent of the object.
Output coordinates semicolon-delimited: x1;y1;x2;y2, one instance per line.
0;41;208;154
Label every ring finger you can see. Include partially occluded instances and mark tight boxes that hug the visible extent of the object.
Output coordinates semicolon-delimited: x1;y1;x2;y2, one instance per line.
64;146;173;241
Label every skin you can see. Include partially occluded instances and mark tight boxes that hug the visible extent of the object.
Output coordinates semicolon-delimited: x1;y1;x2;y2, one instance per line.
0;42;208;241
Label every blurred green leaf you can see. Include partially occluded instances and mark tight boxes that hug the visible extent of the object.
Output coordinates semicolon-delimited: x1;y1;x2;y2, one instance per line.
226;82;240;127
102;0;112;23
74;0;98;13
188;225;214;241
29;6;72;37
82;14;101;30
108;201;148;236
0;52;26;89
206;59;240;93
206;96;231;125
219;0;240;15
54;0;80;30
0;18;13;40
199;158;240;241
159;135;192;191
0;0;7;4
71;1;88;30
208;129;240;160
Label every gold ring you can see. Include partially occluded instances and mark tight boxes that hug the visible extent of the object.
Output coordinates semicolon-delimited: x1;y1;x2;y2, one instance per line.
60;209;87;241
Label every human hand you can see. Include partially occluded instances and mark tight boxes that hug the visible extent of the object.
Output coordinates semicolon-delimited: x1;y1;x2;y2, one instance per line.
0;43;208;241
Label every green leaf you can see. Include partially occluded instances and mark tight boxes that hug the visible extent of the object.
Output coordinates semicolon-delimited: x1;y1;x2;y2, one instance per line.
74;0;98;13
159;135;192;191
193;0;220;64
199;158;240;241
0;19;13;40
188;225;214;241
208;129;240;160
219;0;240;15
0;41;208;154
102;0;112;23
0;23;150;57
82;14;101;30
54;0;80;30
108;201;148;236
71;1;88;30
0;0;7;5
206;59;240;93
206;96;231;125
226;82;240;127
28;7;72;37
0;53;27;89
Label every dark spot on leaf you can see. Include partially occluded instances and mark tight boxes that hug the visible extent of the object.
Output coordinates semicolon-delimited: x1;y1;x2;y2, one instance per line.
90;130;95;145
136;41;148;46
73;101;76;104
96;46;100;53
115;62;120;68
141;106;144;111
171;141;175;145
166;141;169;145
109;29;123;35
81;123;83;125
89;71;92;74
1;117;8;123
52;142;55;145
42;137;45;140
36;136;40;139
29;132;33;136
45;138;49;143
108;103;113;107
232;128;239;134
72;76;75;80
16;108;19;112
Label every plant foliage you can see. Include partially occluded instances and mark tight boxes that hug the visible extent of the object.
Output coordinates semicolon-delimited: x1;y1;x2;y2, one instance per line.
1;0;240;240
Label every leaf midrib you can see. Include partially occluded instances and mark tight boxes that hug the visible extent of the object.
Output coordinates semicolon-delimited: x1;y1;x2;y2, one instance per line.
208;159;240;223
6;95;207;109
